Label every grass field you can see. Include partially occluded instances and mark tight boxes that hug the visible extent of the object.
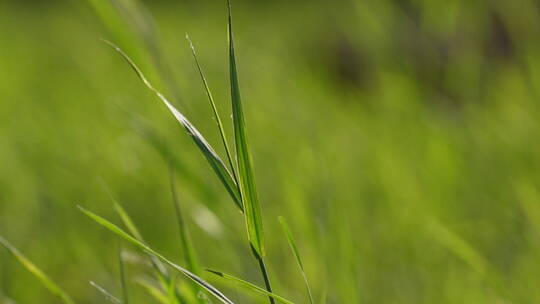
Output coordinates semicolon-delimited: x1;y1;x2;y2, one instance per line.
1;0;540;303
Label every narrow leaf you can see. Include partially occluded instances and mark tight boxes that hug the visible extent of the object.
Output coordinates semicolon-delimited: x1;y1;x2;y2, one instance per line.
90;281;122;304
0;236;74;304
118;247;129;304
278;216;314;304
78;206;235;304
105;185;169;278
226;0;264;257
169;166;201;274
169;166;206;303
102;39;242;211
207;270;294;304
186;33;239;187
135;278;169;304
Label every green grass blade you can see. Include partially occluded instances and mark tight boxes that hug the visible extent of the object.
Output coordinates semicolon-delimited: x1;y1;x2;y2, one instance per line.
169;166;207;303
112;201;143;241
78;206;235;304
427;219;512;300
206;270;294;304
105;185;170;278
90;281;121;304
0;236;75;304
319;289;327;304
186;34;239;187
278;217;314;304
169;166;201;275
118;247;129;304
134;279;169;304
109;192;187;303
226;0;264;257
103;39;242;211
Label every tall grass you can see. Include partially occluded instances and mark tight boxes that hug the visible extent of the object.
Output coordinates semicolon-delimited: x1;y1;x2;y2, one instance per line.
4;1;308;303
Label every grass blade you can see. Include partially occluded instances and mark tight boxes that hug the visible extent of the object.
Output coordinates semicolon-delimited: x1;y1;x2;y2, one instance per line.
226;2;273;303
90;281;122;304
134;278;169;304
427;219;512;300
278;216;314;304
78;206;235;304
207;270;295;304
169;165;201;275
226;0;264;258
169;166;206;303
186;34;239;187
102;39;242;211
105;185;169;278
0;236;74;304
118;246;129;304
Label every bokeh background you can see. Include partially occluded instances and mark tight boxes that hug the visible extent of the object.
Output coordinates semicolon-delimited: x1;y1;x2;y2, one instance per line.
1;0;540;303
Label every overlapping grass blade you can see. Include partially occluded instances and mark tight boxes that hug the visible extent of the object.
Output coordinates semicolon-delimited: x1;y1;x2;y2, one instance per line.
78;206;235;304
206;270;294;304
130;116;216;202
105;185;169;277
226;0;264;258
109;196;188;303
90;281;122;304
0;236;74;304
103;39;242;211
186;34;238;187
278;216;314;304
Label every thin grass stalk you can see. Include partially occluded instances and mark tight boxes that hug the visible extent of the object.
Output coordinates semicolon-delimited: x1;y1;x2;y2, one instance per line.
278;217;314;304
169;164;206;303
90;281;122;304
186;33;239;188
119;245;129;304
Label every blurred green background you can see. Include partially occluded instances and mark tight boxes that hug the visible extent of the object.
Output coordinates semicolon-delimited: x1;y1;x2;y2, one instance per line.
1;0;540;303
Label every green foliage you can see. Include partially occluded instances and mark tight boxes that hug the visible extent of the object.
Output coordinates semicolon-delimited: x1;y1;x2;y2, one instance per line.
207;270;294;304
278;216;314;304
0;237;74;304
2;0;540;303
79;206;235;304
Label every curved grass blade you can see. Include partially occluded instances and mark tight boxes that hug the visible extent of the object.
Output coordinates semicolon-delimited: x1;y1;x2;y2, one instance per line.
226;0;264;258
0;236;74;304
206;270;294;304
78;206;235;304
278;217;314;304
186;34;239;188
102;39;242;211
90;281;122;304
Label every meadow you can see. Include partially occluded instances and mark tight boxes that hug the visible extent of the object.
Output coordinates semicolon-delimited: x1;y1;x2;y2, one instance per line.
1;0;540;303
